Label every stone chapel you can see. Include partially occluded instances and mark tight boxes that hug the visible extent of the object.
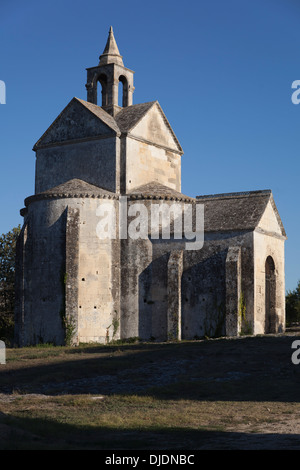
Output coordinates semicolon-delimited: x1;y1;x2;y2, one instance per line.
14;27;287;346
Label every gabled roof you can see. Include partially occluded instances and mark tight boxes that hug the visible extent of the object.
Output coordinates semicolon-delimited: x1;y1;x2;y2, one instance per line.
115;101;156;133
33;98;182;153
115;101;183;153
75;98;120;133
128;181;194;201
25;178;118;206
33;97;120;150
196;190;286;236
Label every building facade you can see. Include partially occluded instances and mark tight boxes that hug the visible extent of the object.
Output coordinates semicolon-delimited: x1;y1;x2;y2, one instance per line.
14;27;287;346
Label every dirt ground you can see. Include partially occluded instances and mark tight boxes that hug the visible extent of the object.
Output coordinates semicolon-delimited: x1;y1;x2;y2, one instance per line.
1;330;300;449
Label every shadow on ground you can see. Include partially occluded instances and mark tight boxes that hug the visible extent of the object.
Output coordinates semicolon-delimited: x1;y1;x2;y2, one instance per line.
1;334;300;449
1;409;300;450
0;334;300;402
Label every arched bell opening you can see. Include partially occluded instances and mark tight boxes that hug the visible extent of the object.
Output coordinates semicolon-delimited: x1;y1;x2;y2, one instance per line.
118;75;129;108
97;74;108;107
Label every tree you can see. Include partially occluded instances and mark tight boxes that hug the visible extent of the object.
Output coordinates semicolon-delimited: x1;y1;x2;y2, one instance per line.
0;225;21;343
286;280;300;326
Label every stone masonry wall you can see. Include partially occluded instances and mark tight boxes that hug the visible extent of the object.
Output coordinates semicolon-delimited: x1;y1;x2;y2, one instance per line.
35;137;120;194
16;199;67;345
253;231;285;334
16;196;121;346
182;231;254;339
77;198;120;344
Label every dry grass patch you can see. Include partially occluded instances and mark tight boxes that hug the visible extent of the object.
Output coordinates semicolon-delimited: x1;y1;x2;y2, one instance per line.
1;334;300;449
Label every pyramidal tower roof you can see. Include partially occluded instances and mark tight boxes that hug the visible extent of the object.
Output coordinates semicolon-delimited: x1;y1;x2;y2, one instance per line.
99;26;124;66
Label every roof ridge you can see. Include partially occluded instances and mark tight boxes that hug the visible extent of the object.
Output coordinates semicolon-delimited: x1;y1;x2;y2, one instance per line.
196;189;272;200
75;98;120;134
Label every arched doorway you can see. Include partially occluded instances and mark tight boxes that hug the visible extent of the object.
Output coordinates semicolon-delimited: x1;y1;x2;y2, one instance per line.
265;256;276;333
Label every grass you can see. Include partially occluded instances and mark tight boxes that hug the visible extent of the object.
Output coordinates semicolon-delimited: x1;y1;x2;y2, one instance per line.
1;333;300;449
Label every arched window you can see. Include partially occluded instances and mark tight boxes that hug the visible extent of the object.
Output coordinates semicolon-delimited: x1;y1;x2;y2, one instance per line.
118;75;129;107
97;74;108;107
265;256;276;333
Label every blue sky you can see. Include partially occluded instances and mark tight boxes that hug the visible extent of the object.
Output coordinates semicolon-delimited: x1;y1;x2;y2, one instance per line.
0;0;299;291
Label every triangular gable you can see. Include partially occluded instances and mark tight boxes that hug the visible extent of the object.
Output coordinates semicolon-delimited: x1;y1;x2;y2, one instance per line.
33;97;120;150
116;101;183;154
257;194;286;238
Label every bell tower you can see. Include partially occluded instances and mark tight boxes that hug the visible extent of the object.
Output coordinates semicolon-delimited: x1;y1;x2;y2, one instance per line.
86;27;135;116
